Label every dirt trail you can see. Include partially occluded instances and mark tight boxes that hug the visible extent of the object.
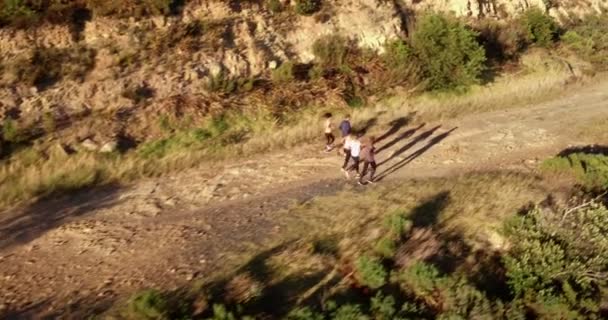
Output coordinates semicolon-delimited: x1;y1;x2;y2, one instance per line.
1;79;608;317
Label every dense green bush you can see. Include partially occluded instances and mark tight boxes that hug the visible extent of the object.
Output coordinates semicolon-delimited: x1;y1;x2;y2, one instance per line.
395;262;502;318
381;40;424;87
295;0;320;15
355;255;387;289
374;211;412;258
383;40;414;69
561;13;608;69
541;152;608;190
127;289;169;319
503;203;608;316
520;7;558;47
411;13;486;90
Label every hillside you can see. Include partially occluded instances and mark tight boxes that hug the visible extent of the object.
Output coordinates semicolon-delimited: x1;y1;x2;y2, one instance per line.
1;0;608;318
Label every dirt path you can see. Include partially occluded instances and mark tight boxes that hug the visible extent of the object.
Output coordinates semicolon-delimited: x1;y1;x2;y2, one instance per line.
1;79;608;317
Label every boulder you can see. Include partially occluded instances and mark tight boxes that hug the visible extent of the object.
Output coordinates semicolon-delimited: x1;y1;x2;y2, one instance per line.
100;141;118;153
81;139;99;152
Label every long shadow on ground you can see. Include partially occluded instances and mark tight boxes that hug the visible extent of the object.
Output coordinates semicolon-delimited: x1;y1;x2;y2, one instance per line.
378;125;442;165
376;127;457;181
0;185;123;250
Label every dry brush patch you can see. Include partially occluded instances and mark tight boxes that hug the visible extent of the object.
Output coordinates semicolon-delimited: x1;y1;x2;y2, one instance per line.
113;171;572;319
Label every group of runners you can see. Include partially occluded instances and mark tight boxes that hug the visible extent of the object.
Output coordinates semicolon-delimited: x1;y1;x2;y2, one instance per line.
324;113;377;185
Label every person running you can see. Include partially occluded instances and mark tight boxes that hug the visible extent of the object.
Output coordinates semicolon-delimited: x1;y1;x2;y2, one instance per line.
323;112;335;152
359;136;377;185
341;132;354;177
339;115;352;137
345;133;362;178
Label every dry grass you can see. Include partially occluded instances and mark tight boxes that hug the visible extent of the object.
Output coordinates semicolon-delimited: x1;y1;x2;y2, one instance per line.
0;51;594;209
183;172;551;310
574;116;608;143
281;172;547;257
380;49;577;123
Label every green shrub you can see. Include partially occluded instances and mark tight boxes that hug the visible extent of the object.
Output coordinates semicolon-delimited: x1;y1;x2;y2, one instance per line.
384;210;412;238
272;61;296;83
207;304;239;320
383;40;414;68
0;0;37;26
561;14;608;69
370;293;396;320
396;262;495;317
127;289;169;320
541;152;608;190
286;307;324;320
374;237;397;259
355;255;387;289
312;35;350;70
520;7;558;47
378;40;424;88
2;118;22;143
411;13;486;90
503;203;608;316
295;0;320;15
331;304;369;320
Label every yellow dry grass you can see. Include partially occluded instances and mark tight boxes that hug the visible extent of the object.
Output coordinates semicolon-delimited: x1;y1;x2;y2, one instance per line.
0;51;590;209
574;116;608;143
281;172;547;255
190;172;551;308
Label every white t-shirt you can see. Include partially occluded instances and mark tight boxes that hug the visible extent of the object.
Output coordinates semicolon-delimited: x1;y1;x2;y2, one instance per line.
343;136;353;150
324;118;332;133
350;140;361;157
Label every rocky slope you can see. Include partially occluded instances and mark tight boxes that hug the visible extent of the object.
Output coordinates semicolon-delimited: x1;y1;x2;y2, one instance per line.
0;0;605;146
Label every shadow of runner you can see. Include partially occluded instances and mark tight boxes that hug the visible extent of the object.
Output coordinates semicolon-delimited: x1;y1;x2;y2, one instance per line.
0;184;123;250
2;289;116;319
378;125;442;166
376;123;426;155
410;191;450;228
354;117;378;135
205;240;333;318
557;145;608;157
376;127;457;181
374;115;413;144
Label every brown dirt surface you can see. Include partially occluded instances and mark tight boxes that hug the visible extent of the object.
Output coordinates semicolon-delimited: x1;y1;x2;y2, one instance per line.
1;79;608;317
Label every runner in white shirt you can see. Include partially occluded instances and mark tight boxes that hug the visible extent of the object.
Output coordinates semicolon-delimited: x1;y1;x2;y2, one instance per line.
341;133;354;178
323;112;335;152
345;134;362;178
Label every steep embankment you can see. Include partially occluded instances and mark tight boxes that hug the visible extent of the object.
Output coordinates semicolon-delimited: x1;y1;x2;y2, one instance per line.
1;0;605;146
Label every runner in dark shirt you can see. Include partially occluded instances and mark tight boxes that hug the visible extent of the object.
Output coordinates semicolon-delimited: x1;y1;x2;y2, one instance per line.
359;136;377;185
339;115;351;137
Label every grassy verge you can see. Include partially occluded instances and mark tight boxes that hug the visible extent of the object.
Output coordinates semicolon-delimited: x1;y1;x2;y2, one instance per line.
0;59;592;209
113;170;608;319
